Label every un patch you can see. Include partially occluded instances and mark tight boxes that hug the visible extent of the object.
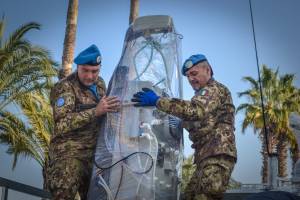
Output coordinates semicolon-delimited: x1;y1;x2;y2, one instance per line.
56;97;65;107
96;56;101;64
185;60;193;69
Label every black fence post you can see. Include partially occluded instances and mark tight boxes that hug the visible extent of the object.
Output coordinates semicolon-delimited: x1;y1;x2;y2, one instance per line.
1;187;8;200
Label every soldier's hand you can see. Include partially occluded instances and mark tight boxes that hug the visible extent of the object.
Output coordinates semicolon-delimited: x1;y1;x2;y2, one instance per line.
95;96;120;117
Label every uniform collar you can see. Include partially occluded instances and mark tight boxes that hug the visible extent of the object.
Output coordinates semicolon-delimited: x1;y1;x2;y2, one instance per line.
75;71;100;102
194;77;214;95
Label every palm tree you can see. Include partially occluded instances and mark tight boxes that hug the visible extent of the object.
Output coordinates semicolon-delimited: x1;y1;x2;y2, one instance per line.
236;68;272;183
273;73;300;177
129;0;139;24
61;0;78;78
0;19;57;110
237;65;300;182
0;19;57;189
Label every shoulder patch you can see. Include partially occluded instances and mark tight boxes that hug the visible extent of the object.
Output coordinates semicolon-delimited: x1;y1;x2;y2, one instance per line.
199;89;208;96
56;97;65;107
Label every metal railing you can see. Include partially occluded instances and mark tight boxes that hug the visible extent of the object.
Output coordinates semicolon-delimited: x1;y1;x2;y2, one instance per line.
1;177;298;200
0;177;51;200
0;176;254;200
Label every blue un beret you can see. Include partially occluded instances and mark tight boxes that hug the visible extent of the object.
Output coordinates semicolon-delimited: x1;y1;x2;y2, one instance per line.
182;54;213;76
74;44;102;66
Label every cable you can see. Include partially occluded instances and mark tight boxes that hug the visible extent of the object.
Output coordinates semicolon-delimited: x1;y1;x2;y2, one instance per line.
94;151;154;175
94;152;154;200
133;36;172;93
134;40;154;81
249;0;270;155
151;39;171;92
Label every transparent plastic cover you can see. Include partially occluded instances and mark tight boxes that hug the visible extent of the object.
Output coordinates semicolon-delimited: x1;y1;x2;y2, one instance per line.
88;15;183;200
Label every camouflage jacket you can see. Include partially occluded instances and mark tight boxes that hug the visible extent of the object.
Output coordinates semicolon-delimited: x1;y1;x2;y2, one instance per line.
49;72;106;160
157;79;237;163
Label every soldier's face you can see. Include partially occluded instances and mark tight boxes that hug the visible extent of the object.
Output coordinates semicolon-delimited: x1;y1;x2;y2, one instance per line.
77;65;100;86
186;62;211;90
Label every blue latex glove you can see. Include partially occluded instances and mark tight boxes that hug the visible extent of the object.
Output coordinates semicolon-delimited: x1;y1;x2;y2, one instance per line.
131;88;160;107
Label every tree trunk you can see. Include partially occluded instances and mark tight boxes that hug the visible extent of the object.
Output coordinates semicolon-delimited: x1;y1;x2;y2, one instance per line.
277;135;288;178
42;160;49;190
42;159;49;200
267;128;278;154
61;0;78;79
260;134;269;184
129;0;139;25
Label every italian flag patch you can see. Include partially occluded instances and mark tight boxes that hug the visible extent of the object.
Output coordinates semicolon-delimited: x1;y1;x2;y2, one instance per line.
199;89;208;96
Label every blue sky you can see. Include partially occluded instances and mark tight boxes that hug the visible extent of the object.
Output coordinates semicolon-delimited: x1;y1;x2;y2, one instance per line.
1;0;300;199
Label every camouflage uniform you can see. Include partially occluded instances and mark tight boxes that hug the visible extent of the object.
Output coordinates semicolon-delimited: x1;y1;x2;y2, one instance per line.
47;72;106;200
156;79;237;200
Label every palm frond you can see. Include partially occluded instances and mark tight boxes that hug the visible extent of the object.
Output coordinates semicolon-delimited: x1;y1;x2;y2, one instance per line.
3;22;40;52
0;111;45;168
236;103;251;114
242;76;258;90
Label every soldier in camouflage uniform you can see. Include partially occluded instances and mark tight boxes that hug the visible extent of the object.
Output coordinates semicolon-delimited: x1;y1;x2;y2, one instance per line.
47;44;120;200
131;54;237;200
